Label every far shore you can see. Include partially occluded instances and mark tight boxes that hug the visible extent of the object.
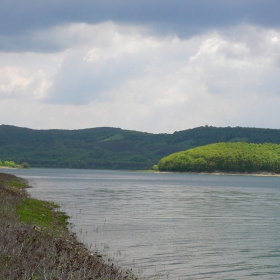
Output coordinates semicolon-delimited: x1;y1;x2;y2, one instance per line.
2;166;280;177
153;170;280;177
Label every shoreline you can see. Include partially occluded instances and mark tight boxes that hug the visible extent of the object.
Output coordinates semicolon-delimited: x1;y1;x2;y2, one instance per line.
0;172;137;279
154;170;280;177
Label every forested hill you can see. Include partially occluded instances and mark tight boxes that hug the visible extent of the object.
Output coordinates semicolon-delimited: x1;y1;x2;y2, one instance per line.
157;142;280;173
1;125;280;170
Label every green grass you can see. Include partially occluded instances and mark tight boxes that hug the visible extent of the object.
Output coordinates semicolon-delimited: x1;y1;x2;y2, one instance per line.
2;176;69;232
16;197;69;232
7;180;29;188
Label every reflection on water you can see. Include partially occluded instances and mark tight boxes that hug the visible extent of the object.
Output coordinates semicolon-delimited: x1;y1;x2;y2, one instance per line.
3;168;280;279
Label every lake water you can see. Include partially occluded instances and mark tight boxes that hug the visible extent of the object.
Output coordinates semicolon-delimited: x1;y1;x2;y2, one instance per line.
2;168;280;279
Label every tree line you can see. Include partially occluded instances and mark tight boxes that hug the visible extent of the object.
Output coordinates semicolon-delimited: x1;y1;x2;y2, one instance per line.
2;125;280;170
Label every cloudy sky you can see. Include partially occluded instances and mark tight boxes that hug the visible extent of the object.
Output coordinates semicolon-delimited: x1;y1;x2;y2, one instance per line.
1;1;280;133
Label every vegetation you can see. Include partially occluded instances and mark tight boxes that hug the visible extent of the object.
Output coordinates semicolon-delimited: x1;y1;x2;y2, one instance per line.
2;125;280;170
0;173;137;279
158;142;280;173
0;159;30;169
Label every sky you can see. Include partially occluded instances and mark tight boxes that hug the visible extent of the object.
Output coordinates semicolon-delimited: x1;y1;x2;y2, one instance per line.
1;0;280;133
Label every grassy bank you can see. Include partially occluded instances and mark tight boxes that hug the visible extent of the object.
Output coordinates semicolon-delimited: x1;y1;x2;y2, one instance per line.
0;173;136;280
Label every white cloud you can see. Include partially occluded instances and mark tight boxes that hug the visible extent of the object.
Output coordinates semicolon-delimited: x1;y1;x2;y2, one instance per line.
0;66;50;99
1;23;280;132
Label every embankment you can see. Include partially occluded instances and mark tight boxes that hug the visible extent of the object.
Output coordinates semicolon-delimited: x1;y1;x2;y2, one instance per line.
0;173;136;280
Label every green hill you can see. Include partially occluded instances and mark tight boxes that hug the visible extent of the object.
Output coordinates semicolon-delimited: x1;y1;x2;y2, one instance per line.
157;142;280;173
1;125;280;170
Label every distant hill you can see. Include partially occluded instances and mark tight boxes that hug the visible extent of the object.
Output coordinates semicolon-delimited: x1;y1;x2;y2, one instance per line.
1;125;280;170
157;142;280;173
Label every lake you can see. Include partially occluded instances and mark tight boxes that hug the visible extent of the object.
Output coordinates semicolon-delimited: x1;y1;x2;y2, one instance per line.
2;168;280;279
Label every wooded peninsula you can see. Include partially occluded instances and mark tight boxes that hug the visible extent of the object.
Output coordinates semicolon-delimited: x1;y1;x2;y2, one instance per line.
156;142;280;174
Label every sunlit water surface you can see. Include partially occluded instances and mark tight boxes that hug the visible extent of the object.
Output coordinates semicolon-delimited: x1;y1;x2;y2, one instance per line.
3;168;280;279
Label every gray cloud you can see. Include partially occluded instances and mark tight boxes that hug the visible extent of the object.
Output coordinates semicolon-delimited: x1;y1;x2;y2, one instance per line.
1;1;280;48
